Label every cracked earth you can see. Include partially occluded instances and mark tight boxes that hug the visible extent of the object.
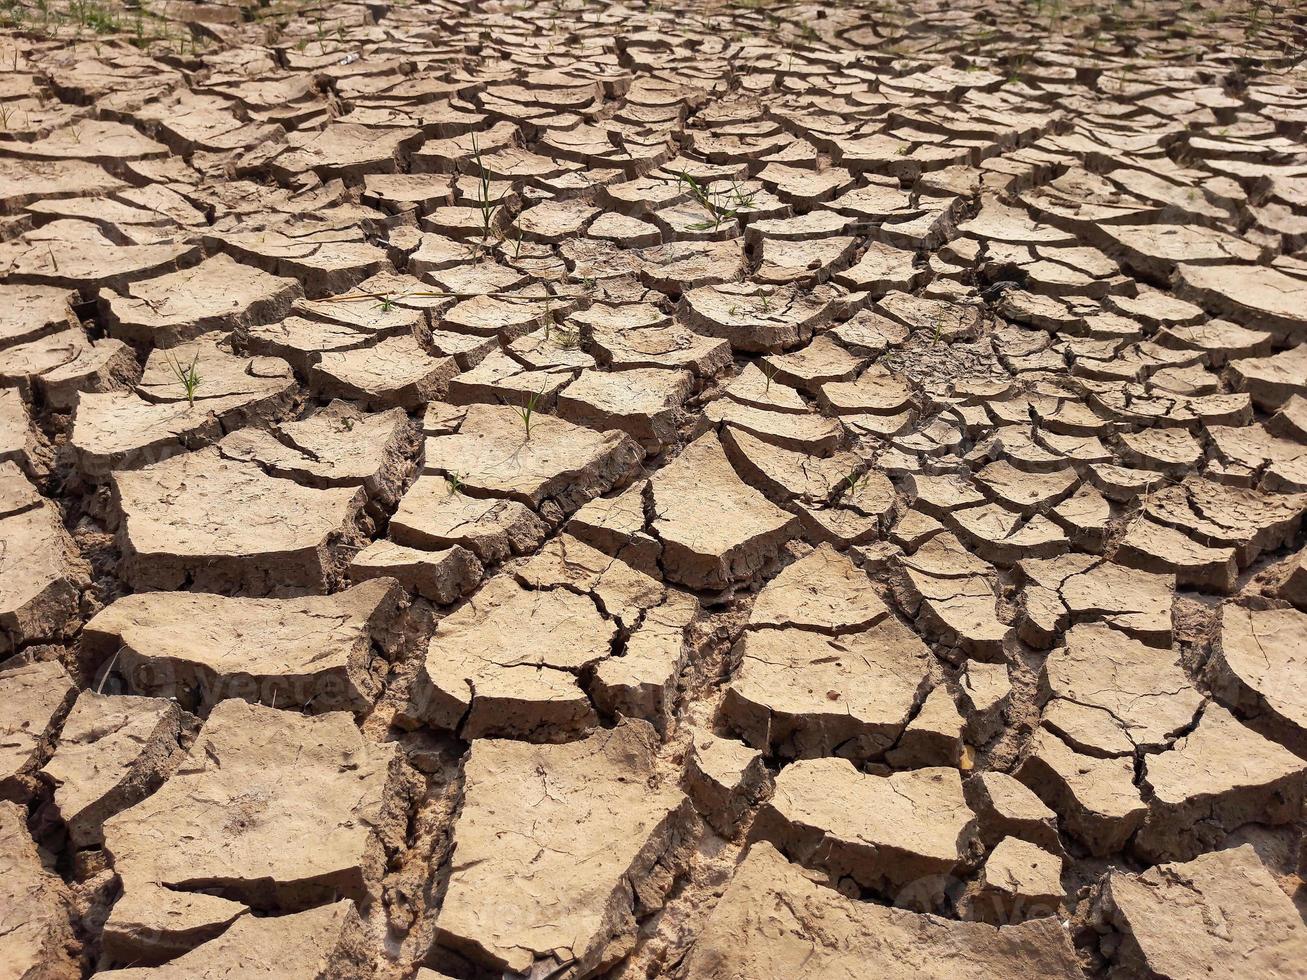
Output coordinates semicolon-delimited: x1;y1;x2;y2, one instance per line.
1;0;1306;977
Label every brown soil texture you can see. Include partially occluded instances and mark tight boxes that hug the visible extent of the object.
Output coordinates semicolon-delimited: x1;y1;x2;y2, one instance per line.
1;0;1306;978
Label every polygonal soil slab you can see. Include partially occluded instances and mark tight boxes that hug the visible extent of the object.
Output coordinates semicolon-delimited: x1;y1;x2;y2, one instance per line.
513;533;668;628
389;476;548;564
102;700;401;963
40;691;183;846
591;590;700;736
1174;262;1307;344
683;842;1082;979
1016;728;1145;857
111;447;367;594
1136;703;1306;863
584;309;732;376
432;720;690;978
1039;623;1203;757
208;227;388;299
1098;844;1307;980
70;336;297;477
556;366;693;453
707;396;845;455
0;387;43;474
310;334;458;409
98;253;302;347
0;221;200;293
648;432;798;590
421;402;643;518
217;401;419;506
747;544;889;632
893;532;1010;657
957;837;1064;925
0;282;79;346
349;541;482;605
97;901;372;980
1207;604;1307;757
264;122;423;182
1016;554;1174;648
0;464;90;652
755;759;978;908
724;613;932;764
409;576;613;741
678;281;838;352
0;327;136;411
0;658;76;802
82;578;405;715
0;800;80;980
1228;344;1307;412
1138;477;1307;572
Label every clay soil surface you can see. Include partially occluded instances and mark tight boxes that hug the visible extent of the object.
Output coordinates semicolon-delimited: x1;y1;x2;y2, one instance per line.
2;0;1307;977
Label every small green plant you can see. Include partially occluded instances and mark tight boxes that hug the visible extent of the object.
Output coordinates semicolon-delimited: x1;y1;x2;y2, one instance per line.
512;389;545;442
378;293;395;312
843;470;872;498
445;471;464;496
726;179;757;211
166;352;202;406
470;133;500;242
761;361;779;393
756;290;773;313
537;296;554;340
677;170;727;232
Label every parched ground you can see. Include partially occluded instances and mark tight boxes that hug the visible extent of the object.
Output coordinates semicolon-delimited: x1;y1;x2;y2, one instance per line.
1;0;1306;977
